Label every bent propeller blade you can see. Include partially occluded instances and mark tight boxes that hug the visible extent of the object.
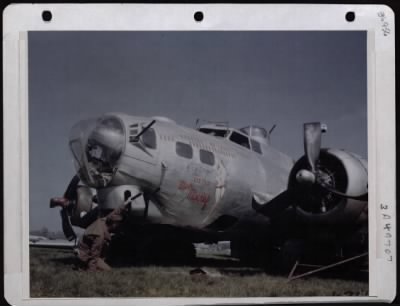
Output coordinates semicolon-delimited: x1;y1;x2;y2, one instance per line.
61;175;80;241
63;174;80;200
304;122;322;172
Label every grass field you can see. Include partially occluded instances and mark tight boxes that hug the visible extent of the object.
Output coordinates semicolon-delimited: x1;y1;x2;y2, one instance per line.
30;247;368;298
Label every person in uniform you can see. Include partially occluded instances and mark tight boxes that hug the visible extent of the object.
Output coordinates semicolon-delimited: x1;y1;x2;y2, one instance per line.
77;205;128;271
50;197;129;271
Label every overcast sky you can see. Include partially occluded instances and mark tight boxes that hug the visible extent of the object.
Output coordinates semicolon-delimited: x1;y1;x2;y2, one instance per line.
29;31;367;231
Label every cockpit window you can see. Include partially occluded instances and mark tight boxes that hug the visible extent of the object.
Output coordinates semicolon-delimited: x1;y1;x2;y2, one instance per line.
199;128;228;138
142;128;157;149
229;132;250;149
251;139;262;154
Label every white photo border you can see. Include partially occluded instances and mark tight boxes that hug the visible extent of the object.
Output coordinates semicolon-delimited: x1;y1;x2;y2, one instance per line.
3;3;396;305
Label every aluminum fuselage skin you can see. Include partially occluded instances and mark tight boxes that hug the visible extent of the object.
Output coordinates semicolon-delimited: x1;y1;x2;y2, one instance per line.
81;113;294;229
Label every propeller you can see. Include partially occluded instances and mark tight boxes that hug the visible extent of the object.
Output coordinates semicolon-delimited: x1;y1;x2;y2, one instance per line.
253;122;367;219
60;175;80;241
64;174;81;201
318;181;368;201
303;123;322;173
298;122;367;201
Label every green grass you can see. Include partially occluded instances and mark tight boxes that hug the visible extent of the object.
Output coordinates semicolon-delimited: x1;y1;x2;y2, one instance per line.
30;248;368;297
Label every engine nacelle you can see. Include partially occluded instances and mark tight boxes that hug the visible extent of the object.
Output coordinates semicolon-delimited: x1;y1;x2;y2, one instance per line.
288;149;368;225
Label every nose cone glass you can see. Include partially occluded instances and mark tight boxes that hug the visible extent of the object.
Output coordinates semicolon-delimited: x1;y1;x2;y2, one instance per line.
69;116;125;188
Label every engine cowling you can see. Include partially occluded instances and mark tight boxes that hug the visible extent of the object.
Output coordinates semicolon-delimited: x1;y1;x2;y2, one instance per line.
288;149;368;225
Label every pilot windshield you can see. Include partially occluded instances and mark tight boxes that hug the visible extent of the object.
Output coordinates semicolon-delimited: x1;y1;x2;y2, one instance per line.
69;116;125;188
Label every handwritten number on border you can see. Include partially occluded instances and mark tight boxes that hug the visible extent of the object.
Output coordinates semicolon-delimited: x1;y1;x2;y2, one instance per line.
380;203;393;261
378;12;391;37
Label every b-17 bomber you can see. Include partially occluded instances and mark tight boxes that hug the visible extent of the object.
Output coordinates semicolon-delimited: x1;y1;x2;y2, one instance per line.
51;113;368;274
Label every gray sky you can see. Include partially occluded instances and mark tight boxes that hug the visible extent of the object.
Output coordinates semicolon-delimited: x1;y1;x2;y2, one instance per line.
29;31;367;231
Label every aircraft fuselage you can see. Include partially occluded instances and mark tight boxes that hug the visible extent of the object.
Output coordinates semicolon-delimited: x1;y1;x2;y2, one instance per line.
69;113;294;229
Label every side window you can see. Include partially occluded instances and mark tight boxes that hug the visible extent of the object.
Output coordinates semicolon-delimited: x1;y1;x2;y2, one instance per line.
200;149;215;166
142;128;156;149
251;139;262;154
129;124;157;149
229;132;250;149
129;123;139;136
176;142;193;159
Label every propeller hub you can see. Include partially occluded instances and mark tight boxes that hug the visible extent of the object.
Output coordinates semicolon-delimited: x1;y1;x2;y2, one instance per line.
296;169;316;185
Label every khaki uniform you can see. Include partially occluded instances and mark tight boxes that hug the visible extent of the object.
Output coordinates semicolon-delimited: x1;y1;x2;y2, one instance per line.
77;205;128;271
78;218;111;271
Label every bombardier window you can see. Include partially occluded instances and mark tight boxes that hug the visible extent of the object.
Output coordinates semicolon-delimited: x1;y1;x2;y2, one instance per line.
70;140;83;168
251;139;262;154
176;142;193;159
200;149;215;166
229;132;250;149
82;117;124;187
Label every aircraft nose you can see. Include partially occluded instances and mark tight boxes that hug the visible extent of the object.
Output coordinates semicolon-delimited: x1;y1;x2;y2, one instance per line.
86;117;125;168
69;116;125;187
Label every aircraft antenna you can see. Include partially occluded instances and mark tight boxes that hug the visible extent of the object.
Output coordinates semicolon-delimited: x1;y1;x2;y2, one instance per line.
269;124;277;135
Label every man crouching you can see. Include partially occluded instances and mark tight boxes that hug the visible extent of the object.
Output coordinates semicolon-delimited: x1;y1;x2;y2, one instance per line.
50;196;128;272
77;206;127;271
